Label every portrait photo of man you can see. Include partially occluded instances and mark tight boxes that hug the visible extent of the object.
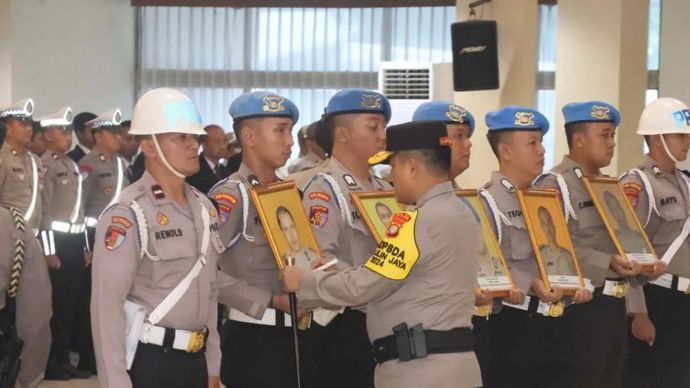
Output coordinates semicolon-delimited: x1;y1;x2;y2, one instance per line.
602;190;650;254
276;206;319;270
537;206;578;276
375;201;394;228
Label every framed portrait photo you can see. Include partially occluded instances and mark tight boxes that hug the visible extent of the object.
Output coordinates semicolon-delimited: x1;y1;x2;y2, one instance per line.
582;176;657;270
518;189;585;295
351;191;402;244
456;190;514;297
250;181;323;271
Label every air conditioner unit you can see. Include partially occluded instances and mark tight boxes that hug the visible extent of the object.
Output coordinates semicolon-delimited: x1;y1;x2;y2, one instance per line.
378;61;454;125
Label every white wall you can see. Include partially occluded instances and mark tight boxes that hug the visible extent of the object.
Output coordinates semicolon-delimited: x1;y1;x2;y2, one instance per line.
3;0;135;119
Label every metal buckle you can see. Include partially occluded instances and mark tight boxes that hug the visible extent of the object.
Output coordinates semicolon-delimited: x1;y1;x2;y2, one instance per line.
613;280;629;298
547;301;564;318
474;305;492;317
187;331;205;353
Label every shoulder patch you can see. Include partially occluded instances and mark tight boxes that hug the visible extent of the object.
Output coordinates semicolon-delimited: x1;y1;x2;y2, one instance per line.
364;210;420;280
308;192;331;202
623;182;643;208
111;216;133;229
105;225;127;251
309;205;329;228
213;192;238;227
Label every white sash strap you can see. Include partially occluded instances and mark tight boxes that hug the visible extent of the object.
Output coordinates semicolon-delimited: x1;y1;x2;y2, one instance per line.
478;189;511;244
69;158;83;223
129;200;159;261
553;173;578;222
657;173;690;265
320;173;353;228
24;154;39;222
146;203;210;326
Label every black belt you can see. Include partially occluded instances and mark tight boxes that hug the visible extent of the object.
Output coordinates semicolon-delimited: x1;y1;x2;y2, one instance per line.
372;324;473;364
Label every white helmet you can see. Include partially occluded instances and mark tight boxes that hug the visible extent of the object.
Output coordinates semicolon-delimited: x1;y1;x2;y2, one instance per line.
129;88;205;136
637;97;690;136
130;88;205;179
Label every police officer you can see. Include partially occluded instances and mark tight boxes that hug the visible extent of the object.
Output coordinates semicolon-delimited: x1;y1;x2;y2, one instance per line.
34;107;92;380
281;120;482;388
92;88;272;388
480;106;591;388
0;124;52;388
67;112;97;162
621;97;690;387
533;101;664;388
208;91;309;388
292;89;392;388
0;98;43;231
412;101;529;385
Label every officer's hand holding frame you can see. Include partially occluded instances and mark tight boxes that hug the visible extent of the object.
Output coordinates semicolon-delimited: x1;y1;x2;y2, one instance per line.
582;176;659;273
518;189;586;297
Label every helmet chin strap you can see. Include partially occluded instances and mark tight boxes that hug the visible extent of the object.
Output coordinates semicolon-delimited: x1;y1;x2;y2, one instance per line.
152;134;186;179
659;134;679;164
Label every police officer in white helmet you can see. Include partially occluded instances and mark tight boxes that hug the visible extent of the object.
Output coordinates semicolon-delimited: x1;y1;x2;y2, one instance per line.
91;88;278;388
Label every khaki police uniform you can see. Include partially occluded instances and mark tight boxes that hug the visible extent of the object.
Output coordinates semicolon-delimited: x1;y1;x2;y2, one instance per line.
288;152;323;174
0;144;43;230
297;182;481;388
40;150;89;371
621;155;690;387
296;156;390;388
209;163;309;388
0;206;52;388
480;172;570;388
91;171;268;388
534;155;641;388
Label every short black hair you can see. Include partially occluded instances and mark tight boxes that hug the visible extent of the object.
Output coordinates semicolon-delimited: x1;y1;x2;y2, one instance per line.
0;122;5;147
399;148;451;176
73;112;96;134
564;122;589;148
31;121;45;139
486;131;514;158
120;120;132;128
315;118;333;156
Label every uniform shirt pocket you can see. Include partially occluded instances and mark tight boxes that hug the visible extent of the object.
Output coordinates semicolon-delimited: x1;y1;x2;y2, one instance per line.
149;227;197;288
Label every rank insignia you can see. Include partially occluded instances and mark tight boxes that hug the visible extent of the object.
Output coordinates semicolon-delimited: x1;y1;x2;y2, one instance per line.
309;205;329;228
151;185;166;200
105;225;126;251
157;211;169;225
343;174;357;187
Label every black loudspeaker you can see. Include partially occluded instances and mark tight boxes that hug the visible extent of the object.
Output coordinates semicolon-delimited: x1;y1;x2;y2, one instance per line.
451;20;499;91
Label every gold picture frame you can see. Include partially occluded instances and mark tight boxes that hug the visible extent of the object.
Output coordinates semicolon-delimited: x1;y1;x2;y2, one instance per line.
456;190;515;298
250;181;323;270
518;189;585;296
350;190;402;244
582;176;658;270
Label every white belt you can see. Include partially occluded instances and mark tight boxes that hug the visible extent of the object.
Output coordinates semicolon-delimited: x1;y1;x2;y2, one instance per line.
503;296;564;317
601;279;630;298
650;273;690;294
139;323;206;353
228;308;292;327
85;217;98;228
51;220;86;234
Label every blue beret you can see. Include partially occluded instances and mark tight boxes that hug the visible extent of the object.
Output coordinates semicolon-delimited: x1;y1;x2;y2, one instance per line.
485;106;549;135
325;89;391;123
412;101;475;136
562;101;620;126
229;91;299;123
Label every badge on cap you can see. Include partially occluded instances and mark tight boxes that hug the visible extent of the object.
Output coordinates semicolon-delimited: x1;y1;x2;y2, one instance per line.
591;105;611;120
514;112;535;126
343;174;357;187
262;96;286;113
361;94;382;109
500;178;515;192
445;105;468;123
105;225;126;251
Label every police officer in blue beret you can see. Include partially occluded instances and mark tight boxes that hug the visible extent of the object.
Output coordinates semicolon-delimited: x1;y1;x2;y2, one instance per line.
288;89;393;388
208;91;316;388
533;100;662;388
412;101;474;178
480;106;593;388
